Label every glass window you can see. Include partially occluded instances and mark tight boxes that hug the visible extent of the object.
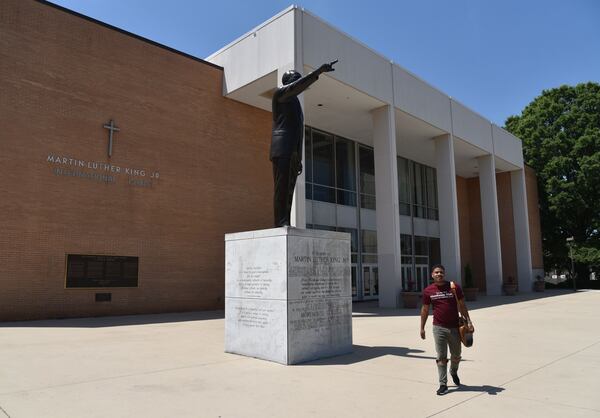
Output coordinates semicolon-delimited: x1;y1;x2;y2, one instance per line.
414;235;428;256
337;227;358;253
407;161;439;220
401;234;412;255
305;185;313;200
313;185;335;204
312;130;334;187
335;138;356;192
361;229;377;254
337;190;357;207
413;163;427;218
415;256;429;265
398;157;412;216
428;238;441;268
360;194;376;210
359;146;376;209
362;254;378;264
305;127;313;183
426;166;438;220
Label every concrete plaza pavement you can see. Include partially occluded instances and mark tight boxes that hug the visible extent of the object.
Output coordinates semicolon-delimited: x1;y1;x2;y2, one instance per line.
1;289;599;418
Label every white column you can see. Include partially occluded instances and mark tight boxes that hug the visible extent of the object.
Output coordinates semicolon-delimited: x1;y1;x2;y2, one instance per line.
372;105;402;307
434;134;462;284
478;155;503;295
511;169;533;291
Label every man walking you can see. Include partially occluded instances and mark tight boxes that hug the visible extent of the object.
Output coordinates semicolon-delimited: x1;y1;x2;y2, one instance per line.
420;264;473;395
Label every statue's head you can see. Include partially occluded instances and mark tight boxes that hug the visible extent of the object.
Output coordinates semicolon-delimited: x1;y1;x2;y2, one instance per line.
282;70;301;85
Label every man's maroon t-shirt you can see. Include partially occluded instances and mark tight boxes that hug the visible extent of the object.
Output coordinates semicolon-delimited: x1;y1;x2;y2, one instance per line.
422;281;463;328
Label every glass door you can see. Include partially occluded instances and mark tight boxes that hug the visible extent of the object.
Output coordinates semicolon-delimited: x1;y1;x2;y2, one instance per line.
401;264;414;291
415;264;430;291
401;263;430;291
362;265;379;299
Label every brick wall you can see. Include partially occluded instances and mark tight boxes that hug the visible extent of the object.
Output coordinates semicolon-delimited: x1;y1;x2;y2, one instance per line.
466;178;486;290
455;176;472;283
496;172;517;282
456;169;544;292
0;0;272;320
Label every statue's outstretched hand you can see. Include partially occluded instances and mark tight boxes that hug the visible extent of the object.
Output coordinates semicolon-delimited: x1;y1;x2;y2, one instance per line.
320;59;338;73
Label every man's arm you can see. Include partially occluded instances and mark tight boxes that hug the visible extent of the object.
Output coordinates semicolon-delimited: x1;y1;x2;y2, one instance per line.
420;304;429;339
457;298;474;332
277;61;337;101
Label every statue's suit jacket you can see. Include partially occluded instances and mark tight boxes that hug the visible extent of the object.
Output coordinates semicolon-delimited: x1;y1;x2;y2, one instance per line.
270;70;322;160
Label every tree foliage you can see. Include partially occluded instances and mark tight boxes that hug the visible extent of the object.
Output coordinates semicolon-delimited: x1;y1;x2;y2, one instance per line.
505;82;600;273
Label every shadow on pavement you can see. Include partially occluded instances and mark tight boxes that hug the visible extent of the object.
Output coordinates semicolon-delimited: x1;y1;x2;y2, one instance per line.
1;310;225;328
446;384;505;395
302;344;436;365
352;289;577;317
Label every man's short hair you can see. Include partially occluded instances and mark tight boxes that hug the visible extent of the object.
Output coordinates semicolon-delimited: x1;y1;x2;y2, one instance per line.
431;264;446;272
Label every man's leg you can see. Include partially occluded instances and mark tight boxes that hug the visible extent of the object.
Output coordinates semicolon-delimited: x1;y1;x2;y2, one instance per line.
272;158;291;227
448;328;462;385
432;325;449;394
285;163;299;224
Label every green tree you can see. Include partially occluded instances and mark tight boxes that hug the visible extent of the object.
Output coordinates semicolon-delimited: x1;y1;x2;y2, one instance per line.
505;82;600;280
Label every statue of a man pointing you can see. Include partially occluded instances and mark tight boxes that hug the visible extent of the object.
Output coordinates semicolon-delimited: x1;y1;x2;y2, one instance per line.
270;60;338;227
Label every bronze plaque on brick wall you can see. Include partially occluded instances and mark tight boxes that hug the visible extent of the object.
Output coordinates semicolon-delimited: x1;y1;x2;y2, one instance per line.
66;255;138;288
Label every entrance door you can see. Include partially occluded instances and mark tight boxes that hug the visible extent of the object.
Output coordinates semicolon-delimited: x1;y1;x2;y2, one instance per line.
401;263;430;291
415;264;430;292
362;265;379;299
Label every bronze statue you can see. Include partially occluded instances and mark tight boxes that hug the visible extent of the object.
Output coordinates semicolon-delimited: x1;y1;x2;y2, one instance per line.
270;60;337;227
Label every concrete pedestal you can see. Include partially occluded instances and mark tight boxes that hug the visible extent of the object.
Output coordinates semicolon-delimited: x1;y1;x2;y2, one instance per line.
225;227;352;365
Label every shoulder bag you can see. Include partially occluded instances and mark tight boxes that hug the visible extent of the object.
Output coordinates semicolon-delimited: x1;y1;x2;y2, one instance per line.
450;281;474;347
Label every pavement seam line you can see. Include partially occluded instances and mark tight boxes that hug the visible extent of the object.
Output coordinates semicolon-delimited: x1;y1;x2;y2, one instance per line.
425;339;600;417
0;403;10;418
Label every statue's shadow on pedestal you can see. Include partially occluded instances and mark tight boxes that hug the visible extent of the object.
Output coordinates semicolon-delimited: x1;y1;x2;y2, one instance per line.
303;345;436;365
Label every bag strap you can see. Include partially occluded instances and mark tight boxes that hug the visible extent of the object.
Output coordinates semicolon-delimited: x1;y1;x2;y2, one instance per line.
450;282;465;321
450;281;460;304
451;281;472;327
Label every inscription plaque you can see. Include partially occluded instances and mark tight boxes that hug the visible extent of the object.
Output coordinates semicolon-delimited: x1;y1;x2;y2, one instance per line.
225;227;352;365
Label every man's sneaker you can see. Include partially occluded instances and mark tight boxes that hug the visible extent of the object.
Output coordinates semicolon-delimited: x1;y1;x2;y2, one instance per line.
451;372;461;386
436;385;448;395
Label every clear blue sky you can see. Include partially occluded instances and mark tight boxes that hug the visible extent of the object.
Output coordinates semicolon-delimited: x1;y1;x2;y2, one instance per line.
48;0;600;126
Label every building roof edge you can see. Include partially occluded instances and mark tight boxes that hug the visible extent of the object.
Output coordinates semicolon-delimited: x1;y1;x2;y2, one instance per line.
38;0;223;70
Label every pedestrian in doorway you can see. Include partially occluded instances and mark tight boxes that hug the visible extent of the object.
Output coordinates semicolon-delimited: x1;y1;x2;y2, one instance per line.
420;264;473;395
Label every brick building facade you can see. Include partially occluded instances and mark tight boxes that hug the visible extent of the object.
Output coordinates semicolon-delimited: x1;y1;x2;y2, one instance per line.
1;0;272;320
